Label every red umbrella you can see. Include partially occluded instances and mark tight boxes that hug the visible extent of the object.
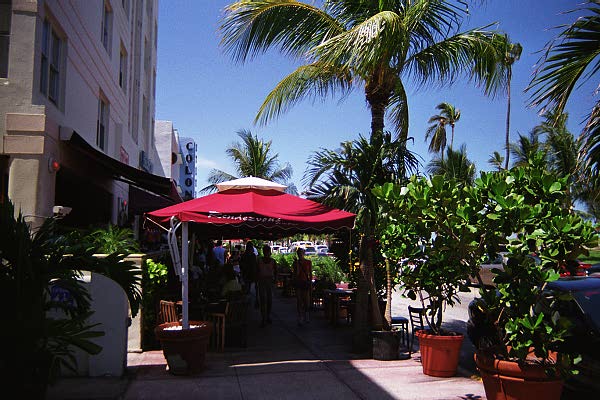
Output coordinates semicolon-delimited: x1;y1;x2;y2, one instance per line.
145;188;355;239
144;182;355;329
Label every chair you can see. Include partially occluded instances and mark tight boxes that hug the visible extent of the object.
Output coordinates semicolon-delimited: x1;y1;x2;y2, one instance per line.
207;302;228;351
207;296;250;351
391;316;409;348
407;306;425;356
158;300;179;324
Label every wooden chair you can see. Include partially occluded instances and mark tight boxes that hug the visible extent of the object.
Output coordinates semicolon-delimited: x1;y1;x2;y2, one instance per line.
207;302;228;351
158;300;179;324
207;296;250;351
408;306;426;356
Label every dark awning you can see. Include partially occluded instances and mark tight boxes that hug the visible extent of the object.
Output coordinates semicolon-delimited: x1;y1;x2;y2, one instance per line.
62;131;182;205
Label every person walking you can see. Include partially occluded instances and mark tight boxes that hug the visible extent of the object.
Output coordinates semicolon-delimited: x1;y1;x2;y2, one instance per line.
240;241;258;305
293;247;312;326
256;245;277;327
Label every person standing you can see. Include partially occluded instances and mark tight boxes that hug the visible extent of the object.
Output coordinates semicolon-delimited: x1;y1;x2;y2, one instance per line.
293;248;313;326
213;239;226;267
240;241;258;301
257;245;277;327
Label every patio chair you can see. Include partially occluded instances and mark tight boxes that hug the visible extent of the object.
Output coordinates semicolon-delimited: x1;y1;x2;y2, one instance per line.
408;306;426;356
158;300;179;324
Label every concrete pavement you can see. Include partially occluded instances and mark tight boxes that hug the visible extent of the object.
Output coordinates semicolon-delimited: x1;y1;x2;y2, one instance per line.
47;288;487;400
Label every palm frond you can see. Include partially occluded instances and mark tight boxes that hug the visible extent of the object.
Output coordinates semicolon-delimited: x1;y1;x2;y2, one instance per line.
527;2;600;115
255;62;353;125
220;0;344;62
407;28;507;91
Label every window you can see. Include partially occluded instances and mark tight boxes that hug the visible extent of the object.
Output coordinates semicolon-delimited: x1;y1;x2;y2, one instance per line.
40;19;64;105
0;0;11;78
119;44;127;90
97;96;109;151
101;1;112;53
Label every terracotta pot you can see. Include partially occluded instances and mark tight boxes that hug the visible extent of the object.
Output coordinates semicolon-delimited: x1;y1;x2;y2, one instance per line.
416;330;464;377
154;320;212;375
475;352;564;400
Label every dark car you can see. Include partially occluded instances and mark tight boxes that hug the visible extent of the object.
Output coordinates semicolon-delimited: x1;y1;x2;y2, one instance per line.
468;277;600;395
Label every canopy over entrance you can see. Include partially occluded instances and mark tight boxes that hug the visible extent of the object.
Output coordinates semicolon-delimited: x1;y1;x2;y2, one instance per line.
145;188;355;239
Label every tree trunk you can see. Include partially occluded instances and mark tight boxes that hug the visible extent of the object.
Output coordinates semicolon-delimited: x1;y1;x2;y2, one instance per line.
504;69;512;170
384;258;392;327
352;234;371;353
450;125;455;150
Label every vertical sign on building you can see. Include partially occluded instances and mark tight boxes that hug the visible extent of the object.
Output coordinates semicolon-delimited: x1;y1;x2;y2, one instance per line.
181;139;196;200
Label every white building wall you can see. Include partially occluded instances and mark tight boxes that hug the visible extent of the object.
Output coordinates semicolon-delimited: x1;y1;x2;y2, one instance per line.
0;0;160;224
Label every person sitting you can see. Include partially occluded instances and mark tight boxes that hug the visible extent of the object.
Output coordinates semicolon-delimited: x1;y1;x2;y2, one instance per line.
221;263;242;299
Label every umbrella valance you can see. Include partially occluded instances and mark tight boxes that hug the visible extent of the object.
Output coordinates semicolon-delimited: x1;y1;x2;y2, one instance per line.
145;188;355;239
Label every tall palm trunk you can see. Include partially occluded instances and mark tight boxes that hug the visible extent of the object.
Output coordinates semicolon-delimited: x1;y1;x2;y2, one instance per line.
384;258;392;327
504;69;512;170
450;125;455;150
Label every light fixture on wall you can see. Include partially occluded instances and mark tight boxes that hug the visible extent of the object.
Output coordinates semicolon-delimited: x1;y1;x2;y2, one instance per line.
48;157;60;173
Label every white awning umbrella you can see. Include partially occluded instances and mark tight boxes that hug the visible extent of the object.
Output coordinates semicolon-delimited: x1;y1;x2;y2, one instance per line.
216;176;287;192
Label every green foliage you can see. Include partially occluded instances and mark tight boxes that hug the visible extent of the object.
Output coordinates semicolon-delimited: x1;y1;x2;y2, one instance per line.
375;160;597;376
311;256;347;284
0;200;141;397
141;258;169;350
88;224;139;255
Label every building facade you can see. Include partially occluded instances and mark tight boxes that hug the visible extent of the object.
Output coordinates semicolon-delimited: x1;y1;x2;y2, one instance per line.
0;0;175;227
153;120;197;201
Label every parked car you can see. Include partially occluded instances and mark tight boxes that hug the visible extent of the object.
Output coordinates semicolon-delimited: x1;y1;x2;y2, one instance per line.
315;245;329;255
303;246;318;256
469;252;508;287
468;276;600;395
470;254;559;287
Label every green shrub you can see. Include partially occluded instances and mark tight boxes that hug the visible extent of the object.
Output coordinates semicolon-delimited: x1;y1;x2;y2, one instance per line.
141;257;169;350
311;256;347;284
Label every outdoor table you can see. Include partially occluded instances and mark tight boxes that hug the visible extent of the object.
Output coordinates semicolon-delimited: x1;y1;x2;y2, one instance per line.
323;288;354;325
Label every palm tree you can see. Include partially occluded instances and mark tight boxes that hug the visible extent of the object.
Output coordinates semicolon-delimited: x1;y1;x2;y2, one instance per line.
220;0;507;144
527;2;600;174
509;131;544;168
201;129;297;194
304;131;419;346
502;38;522;169
425;102;461;155
534;111;581;207
427;144;476;185
488;151;504;171
220;0;508;351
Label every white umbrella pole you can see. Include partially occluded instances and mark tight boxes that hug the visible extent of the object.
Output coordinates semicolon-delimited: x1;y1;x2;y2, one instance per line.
181;221;189;329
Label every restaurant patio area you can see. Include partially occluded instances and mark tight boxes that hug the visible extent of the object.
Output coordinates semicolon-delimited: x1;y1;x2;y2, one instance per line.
47;287;486;400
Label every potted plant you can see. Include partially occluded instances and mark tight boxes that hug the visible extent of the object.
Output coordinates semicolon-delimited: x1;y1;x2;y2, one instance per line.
464;158;597;400
154;320;213;375
375;175;484;376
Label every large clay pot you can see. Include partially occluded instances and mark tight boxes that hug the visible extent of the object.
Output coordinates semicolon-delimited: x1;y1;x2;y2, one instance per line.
372;330;399;360
416;330;464;377
475;352;564;400
155;320;212;375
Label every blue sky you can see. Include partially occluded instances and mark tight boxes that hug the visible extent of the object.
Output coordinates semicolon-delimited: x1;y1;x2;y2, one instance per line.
155;1;593;194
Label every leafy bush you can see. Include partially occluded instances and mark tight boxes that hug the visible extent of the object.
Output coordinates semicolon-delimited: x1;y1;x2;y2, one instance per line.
88;224;139;254
141;257;169;350
311;256;347;283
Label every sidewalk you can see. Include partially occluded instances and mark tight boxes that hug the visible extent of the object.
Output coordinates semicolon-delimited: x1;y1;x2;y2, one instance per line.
47;289;486;400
